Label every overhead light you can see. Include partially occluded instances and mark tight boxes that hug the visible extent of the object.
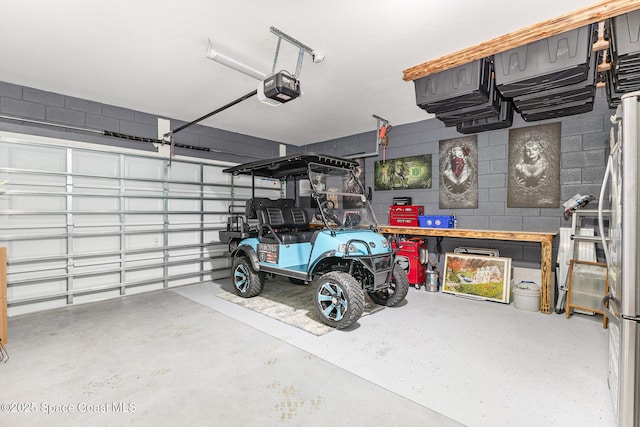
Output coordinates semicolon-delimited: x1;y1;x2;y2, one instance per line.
205;45;266;81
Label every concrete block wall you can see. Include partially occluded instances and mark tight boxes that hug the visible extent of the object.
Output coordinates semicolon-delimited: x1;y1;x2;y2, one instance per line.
294;89;614;271
0;80;614;273
0;81;283;163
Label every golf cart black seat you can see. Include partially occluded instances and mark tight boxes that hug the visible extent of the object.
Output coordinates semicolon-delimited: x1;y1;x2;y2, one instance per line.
245;197;295;218
246;197;273;219
257;205;314;244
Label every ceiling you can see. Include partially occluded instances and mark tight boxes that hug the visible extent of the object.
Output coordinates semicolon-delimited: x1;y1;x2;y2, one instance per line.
0;0;598;146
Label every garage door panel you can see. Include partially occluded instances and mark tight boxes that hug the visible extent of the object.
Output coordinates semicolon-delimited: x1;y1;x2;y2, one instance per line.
7;239;67;260
125;197;163;211
2;137;283;315
124;157;164;180
74;233;120;250
125;266;165;282
2;194;65;212
4;144;66;172
72;150;120;176
73;272;121;290
8;278;68;301
73;215;121;227
73;196;119;212
9;299;68;317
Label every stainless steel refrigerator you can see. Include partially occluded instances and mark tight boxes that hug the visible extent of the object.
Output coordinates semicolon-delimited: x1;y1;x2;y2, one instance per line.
599;91;640;427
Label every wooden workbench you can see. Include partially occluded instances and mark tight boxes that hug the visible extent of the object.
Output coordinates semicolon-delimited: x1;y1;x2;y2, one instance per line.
378;226;557;314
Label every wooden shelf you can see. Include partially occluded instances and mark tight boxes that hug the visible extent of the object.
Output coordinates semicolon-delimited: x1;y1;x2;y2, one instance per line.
403;0;640;82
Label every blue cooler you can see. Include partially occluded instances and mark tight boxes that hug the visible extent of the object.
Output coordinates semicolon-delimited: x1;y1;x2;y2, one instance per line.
418;215;455;228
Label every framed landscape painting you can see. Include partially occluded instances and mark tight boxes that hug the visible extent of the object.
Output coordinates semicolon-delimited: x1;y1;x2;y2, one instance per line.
443;253;511;303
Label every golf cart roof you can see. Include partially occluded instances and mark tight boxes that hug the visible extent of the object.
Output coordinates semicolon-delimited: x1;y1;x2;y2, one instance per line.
222;152;359;179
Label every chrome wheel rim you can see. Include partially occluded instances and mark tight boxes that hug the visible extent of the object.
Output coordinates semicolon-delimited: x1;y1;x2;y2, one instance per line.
317;281;348;321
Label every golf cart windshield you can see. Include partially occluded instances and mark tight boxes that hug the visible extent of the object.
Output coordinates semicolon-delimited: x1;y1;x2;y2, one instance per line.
309;162;378;231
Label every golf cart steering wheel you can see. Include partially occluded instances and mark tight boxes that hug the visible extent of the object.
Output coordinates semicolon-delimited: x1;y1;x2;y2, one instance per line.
319;200;342;226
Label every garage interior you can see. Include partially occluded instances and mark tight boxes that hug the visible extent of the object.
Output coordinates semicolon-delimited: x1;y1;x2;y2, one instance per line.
0;1;638;426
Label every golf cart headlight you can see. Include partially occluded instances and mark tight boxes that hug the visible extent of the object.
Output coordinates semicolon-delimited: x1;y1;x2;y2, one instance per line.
338;244;357;253
382;239;390;248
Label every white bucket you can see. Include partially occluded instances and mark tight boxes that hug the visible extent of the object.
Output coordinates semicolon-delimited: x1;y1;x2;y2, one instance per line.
512;281;541;312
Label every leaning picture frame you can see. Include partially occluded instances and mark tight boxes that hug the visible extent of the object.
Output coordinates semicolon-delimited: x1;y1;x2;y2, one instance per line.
443;253;512;303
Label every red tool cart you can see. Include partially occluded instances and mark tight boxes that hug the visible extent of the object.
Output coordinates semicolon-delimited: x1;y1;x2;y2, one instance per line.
393;238;428;289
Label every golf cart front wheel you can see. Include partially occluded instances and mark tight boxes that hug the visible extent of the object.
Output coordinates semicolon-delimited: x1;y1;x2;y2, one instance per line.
367;264;409;306
313;271;364;329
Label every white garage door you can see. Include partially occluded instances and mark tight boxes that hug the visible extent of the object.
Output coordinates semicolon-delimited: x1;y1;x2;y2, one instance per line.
0;135;282;316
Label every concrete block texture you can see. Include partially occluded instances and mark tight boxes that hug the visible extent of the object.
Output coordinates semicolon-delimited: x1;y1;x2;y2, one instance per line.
478;144;506;162
523;216;562;232
23;87;65;107
561;114;604;136
581;165;607;183
490;159;507;174
582;131;610;150
102;104;135;121
489;188;507;202
86;114;119;133
133;111;157;126
454;215;488;230
561;135;582;153
174;130;200;147
488;130;508;146
476;161;490;175
478;188;489;203
0;81;22;99
480;174;506;189
65;96;102;115
0;81;617;267
560;168;582;185
522;245;544;264
1;97;45;119
505;207;541;217
46;106;85;127
489;215;522;231
561;149;606;168
119;120;150;138
474;201;505;216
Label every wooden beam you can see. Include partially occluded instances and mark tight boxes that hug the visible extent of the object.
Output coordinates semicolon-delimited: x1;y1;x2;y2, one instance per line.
403;0;640;82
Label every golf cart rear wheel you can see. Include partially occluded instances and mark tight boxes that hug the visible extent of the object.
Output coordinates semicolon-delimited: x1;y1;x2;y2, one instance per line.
367;264;409;306
232;257;264;298
313;271;364;329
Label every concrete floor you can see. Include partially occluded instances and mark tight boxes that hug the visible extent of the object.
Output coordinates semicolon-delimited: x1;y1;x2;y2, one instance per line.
0;278;614;427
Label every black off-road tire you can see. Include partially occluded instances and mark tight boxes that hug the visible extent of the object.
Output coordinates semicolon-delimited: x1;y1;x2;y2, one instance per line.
232;257;264;298
367;264;409;306
313;271;365;329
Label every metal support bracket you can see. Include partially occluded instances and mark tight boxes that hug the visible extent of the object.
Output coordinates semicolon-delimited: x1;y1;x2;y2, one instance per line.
269;26;323;80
